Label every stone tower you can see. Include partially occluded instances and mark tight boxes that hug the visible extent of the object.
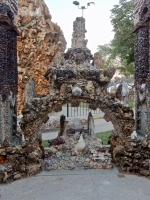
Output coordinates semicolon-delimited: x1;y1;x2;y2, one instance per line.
71;17;88;48
64;17;93;69
133;0;150;137
0;0;19;146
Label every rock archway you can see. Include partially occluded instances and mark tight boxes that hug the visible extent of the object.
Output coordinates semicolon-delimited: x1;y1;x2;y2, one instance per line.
20;16;134;146
0;9;135;182
20;65;134;144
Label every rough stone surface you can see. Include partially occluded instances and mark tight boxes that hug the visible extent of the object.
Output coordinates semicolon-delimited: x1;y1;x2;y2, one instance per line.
0;0;19;146
44;134;112;171
110;135;150;177
134;0;146;25
133;0;150;138
21;65;134;143
71;17;87;48
0;139;43;183
17;0;66;114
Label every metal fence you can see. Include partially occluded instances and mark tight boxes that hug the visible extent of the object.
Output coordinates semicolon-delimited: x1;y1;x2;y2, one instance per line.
66;103;102;117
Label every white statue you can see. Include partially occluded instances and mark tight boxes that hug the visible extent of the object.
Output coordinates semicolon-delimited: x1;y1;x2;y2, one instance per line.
122;80;129;107
116;80;129;107
75;134;86;154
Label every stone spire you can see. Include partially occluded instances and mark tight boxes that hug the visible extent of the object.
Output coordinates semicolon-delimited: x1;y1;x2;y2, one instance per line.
71;17;88;48
64;17;93;69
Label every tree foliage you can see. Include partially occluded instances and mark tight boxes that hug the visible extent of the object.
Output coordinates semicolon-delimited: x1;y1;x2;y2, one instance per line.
97;0;134;76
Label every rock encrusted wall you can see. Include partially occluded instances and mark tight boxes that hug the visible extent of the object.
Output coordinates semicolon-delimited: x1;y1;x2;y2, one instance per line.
0;0;19;146
109;0;150;178
21;66;134;143
0;0;67;183
72;17;87;48
0;139;43;183
17;0;66;114
133;0;150;138
110;136;150;177
134;0;146;25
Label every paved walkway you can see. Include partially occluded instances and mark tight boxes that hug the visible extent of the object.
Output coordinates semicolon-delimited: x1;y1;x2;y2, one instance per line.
0;168;149;200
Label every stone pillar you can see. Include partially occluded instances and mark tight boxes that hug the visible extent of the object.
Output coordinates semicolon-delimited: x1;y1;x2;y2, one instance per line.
133;0;150;137
0;0;19;146
71;17;88;48
65;17;93;69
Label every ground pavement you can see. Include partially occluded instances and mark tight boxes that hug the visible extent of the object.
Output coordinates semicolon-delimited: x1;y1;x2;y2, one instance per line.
0;168;149;200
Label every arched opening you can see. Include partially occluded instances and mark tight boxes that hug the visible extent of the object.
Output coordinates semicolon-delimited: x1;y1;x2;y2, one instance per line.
39;101;112;144
19;64;135;173
20;89;134;170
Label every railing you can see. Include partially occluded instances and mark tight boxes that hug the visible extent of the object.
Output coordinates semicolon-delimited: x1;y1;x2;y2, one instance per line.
66;103;102;117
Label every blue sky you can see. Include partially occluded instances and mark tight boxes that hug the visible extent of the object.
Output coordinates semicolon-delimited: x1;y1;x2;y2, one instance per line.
45;0;120;53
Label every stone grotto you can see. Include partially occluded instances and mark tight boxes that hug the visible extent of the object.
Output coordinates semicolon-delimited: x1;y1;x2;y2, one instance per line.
0;0;149;183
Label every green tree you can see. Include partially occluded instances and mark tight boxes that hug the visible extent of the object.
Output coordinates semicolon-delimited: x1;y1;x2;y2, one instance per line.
111;0;134;74
98;0;134;76
97;43;121;70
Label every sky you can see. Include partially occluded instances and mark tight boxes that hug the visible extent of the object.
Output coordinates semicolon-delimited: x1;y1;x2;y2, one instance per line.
44;0;120;54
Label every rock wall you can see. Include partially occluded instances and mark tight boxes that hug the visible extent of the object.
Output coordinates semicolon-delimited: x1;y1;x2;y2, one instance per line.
133;0;150;138
0;1;19;146
110;136;150;177
109;0;150;178
20;66;134;143
134;0;146;25
0;139;44;183
17;0;66;114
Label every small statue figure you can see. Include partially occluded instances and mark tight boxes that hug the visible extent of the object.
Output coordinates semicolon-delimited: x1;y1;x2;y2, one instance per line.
122;80;129;107
88;112;95;135
75;134;86;154
116;79;129;107
137;83;148;137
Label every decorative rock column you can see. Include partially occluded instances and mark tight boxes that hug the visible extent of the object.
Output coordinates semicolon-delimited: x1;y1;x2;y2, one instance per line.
71;17;88;48
65;17;93;69
0;0;19;146
133;0;150;138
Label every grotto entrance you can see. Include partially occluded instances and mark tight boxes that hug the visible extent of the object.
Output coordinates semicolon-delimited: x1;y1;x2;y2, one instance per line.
16;14;134;175
19;63;134;171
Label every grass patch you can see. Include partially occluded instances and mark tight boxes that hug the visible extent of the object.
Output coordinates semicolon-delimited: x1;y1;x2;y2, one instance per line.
42;140;49;148
129;101;134;108
96;131;112;145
